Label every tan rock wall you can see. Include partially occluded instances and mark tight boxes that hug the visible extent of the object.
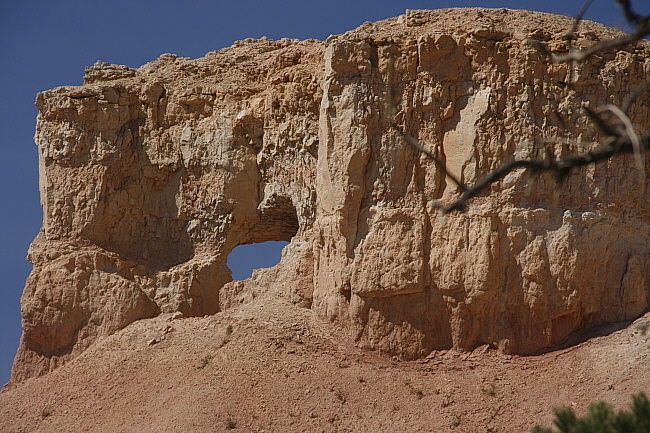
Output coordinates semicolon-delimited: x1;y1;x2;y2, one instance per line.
310;10;650;358
12;8;650;383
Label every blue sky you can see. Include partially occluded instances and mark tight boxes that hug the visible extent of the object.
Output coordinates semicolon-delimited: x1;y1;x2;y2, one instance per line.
0;0;644;387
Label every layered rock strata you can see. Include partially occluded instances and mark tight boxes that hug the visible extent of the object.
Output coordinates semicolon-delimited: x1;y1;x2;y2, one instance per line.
12;8;650;383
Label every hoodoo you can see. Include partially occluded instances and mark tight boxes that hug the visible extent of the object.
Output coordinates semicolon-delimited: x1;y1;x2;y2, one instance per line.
12;8;649;384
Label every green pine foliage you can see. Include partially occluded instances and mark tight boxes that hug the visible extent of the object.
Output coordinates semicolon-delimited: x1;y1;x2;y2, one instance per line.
532;392;650;433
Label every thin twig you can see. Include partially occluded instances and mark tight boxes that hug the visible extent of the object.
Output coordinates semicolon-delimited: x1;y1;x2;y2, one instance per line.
559;0;596;85
566;0;597;49
552;25;650;62
582;105;621;137
402;134;467;191
600;104;646;190
548;0;650;63
616;0;645;25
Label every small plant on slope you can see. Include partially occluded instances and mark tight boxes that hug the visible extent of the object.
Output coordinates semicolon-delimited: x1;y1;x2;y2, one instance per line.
532;392;650;433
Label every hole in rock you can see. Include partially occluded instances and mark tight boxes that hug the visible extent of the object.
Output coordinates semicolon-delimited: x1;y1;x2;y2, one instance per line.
227;241;289;281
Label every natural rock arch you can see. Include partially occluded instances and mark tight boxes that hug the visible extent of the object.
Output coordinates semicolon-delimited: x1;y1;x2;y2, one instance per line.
12;8;649;384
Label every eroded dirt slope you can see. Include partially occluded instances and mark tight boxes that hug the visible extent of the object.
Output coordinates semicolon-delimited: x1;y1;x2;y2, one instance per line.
2;299;648;433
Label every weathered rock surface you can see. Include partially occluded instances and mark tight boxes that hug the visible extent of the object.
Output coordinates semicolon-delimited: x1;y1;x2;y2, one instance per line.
12;8;650;383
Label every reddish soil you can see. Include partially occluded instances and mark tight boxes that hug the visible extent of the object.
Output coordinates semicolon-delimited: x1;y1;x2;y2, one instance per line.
1;299;648;432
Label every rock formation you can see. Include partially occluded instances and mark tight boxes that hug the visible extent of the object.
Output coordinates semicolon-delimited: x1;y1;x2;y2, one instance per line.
12;8;650;383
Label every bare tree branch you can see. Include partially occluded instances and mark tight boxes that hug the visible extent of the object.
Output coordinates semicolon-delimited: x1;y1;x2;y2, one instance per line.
601;104;646;190
552;27;650;62
424;101;650;214
405;0;650;214
617;0;646;26
582;106;621;137
565;0;597;52
551;0;650;62
439;135;650;214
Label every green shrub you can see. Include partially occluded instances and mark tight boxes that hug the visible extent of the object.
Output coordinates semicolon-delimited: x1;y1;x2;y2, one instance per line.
532;392;650;433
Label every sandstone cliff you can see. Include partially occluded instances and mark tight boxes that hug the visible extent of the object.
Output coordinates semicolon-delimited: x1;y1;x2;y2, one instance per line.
12;8;650;384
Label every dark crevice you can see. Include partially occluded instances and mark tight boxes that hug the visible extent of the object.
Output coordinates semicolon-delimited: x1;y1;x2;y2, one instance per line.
68;94;97;100
248;194;299;244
